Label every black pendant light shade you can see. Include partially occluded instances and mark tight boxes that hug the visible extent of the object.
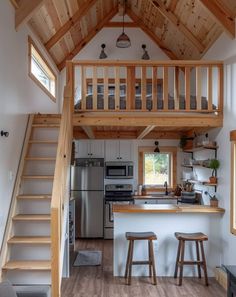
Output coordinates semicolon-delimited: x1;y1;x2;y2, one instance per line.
99;44;107;59
142;44;150;60
154;141;160;153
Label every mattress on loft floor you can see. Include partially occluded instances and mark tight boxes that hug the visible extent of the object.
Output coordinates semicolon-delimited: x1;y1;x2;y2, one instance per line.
74;94;216;111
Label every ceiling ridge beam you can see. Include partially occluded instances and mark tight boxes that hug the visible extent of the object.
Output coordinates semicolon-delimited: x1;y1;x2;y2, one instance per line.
105;22;138;28
137;125;156;139
15;0;44;30
57;6;118;71
45;0;98;50
151;0;205;53
126;8;178;60
82;126;95;139
198;0;235;39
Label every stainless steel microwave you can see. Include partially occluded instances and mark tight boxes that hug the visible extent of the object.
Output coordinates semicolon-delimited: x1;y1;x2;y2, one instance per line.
105;161;134;179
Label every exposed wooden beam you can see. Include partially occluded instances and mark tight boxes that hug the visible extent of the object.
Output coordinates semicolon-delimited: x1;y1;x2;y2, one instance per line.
9;0;19;9
73;113;223;128
57;7;118;71
152;0;205;53
105;22;138;28
126;8;178;60
168;0;178;12
198;0;235;38
82;126;95;139
15;0;44;30
137;125;156;139
45;0;97;50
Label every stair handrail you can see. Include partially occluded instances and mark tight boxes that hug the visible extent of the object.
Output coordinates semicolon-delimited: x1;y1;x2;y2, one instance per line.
51;61;73;297
0;114;35;281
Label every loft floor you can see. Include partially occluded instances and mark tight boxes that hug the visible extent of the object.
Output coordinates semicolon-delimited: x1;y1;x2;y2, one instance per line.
61;239;225;297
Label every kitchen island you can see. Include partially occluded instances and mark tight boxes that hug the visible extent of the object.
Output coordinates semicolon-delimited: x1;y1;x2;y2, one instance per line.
113;204;225;277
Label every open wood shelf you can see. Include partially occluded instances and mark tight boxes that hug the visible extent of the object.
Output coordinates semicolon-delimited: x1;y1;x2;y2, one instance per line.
183;145;218;153
182;179;217;186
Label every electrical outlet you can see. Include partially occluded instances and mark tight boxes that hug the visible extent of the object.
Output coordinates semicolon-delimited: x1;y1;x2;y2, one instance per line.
8;170;14;181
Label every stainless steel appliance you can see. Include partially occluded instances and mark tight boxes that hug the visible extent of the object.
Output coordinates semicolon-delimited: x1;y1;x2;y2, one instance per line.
105;161;134;179
71;158;104;238
104;184;133;239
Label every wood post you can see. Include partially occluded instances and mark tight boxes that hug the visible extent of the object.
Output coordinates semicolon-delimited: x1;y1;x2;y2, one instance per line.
163;67;168;110
185;67;191;110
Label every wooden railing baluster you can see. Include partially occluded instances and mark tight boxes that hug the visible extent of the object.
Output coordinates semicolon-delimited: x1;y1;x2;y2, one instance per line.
174;67;180;110
207;66;213;112
152;67;157;111
141;66;147;110
185;67;191;110
115;67;120;110
163;67;168;111
104;66;109;110
93;66;97;110
196;66;202;111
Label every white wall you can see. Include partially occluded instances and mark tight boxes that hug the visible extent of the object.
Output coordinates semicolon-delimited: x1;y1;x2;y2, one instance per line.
0;1;60;246
202;32;236;265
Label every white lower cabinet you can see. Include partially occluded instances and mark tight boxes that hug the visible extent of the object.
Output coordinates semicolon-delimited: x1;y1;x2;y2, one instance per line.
134;199;157;205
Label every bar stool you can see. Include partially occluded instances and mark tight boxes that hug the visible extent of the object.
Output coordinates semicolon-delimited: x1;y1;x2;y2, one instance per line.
124;231;157;285
174;232;209;286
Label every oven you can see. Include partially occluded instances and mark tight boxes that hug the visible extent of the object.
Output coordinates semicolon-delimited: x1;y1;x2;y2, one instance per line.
104;184;133;239
105;162;134;179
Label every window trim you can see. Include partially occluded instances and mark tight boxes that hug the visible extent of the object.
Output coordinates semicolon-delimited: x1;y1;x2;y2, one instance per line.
28;36;57;102
230;130;236;235
138;146;177;192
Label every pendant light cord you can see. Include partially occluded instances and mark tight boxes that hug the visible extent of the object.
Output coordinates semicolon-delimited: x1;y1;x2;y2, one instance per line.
122;0;125;33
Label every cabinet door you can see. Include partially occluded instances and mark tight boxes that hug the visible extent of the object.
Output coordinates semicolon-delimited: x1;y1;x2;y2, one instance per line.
75;140;90;158
119;140;132;161
105;140;120;161
134;199;157;205
90;140;104;158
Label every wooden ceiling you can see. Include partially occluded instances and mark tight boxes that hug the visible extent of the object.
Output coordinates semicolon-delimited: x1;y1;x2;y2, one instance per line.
11;0;236;71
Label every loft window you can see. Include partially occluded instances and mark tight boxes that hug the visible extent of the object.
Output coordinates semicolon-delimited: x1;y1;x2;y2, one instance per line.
138;147;177;191
231;130;236;235
28;37;56;101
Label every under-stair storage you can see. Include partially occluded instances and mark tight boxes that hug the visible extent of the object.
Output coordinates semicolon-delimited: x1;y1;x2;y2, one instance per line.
0;115;60;286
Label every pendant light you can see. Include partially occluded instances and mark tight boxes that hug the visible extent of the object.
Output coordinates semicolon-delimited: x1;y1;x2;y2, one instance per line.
141;44;150;60
154;141;160;153
116;0;131;48
99;44;107;59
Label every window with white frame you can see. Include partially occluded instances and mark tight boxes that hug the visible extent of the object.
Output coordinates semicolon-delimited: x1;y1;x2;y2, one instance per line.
28;37;56;101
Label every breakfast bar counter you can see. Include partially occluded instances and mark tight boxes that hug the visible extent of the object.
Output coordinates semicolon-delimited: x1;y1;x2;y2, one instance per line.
113;204;225;278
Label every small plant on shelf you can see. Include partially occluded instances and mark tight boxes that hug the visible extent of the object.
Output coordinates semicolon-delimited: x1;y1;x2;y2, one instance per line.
204;191;218;207
209;159;220;184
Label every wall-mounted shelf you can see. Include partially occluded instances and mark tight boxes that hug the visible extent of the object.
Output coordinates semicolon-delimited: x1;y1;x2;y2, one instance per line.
181;164;211;169
183;145;218;153
182;179;217;187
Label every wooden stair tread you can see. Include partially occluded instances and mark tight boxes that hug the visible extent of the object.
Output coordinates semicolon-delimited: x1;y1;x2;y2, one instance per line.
32;124;60;128
13;214;51;221
17;194;52;199
29;140;58;144
8;236;51;244
3;260;51;271
22;175;54;179
25;157;56;161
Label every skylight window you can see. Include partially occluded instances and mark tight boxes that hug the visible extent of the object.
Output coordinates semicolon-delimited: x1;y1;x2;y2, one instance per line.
28;37;56;101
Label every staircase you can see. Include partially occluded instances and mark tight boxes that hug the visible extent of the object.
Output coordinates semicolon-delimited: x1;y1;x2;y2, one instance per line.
1;115;61;286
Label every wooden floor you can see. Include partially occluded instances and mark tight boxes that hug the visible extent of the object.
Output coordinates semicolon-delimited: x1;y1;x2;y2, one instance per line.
61;239;226;297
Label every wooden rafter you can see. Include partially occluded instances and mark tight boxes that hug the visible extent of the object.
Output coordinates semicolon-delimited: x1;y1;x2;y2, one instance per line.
15;0;44;30
168;0;178;12
151;0;205;53
137;125;156;139
9;0;19;9
57;6;118;71
126;8;178;60
82;126;95;139
198;0;235;38
45;0;98;50
105;22;138;28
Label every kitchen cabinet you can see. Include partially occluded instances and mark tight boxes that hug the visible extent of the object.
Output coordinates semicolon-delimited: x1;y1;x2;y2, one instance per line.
75;140;104;158
134;199;157;205
105;140;132;161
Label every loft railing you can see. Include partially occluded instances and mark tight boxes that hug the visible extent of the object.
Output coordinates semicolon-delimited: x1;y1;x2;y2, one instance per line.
71;60;223;114
51;62;73;297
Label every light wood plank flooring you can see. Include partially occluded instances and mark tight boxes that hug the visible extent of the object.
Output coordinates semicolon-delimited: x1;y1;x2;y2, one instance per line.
61;239;226;297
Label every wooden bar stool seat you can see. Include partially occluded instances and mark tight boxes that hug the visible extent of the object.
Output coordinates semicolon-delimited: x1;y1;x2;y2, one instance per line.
125;231;157;285
174;232;209;286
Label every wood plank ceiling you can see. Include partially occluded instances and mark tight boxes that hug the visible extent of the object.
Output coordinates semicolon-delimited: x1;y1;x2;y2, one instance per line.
12;0;236;71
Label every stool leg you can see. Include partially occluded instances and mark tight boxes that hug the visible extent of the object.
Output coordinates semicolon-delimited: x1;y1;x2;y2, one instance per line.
148;240;152;278
178;240;185;286
195;241;201;279
125;240;132;280
128;240;134;285
200;241;209;286
149;240;157;285
174;240;181;278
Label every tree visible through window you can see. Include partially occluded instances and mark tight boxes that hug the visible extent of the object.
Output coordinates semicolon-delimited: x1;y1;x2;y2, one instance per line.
144;153;171;186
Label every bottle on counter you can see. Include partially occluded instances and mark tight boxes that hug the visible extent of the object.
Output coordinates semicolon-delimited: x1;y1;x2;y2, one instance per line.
138;185;143;196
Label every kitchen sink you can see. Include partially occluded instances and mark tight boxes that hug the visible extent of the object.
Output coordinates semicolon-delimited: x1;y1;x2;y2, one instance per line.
150;193;175;198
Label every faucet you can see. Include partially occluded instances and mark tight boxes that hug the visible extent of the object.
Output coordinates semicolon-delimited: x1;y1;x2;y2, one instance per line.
164;181;168;195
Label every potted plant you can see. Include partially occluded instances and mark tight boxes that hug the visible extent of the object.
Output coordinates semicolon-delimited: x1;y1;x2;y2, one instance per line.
205;191;219;207
209;159;220;184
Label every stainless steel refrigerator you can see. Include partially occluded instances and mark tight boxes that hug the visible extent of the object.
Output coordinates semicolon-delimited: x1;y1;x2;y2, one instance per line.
70;158;104;238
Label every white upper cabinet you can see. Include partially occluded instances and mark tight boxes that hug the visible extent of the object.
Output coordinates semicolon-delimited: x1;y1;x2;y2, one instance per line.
105;140;132;161
75;140;104;158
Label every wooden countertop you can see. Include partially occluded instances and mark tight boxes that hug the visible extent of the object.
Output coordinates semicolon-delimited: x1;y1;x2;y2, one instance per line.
133;195;178;200
113;204;225;214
